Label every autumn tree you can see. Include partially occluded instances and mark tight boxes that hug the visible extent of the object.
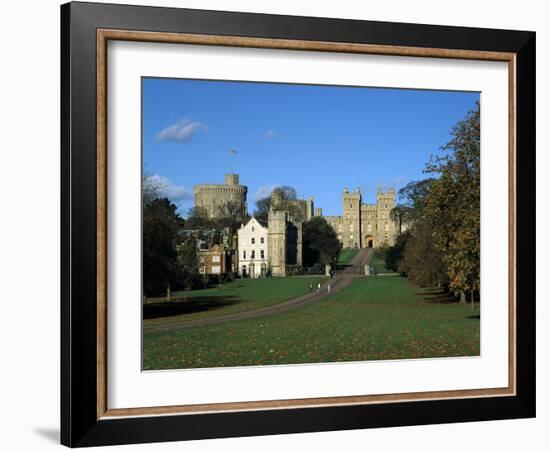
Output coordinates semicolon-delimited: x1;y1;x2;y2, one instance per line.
380;102;480;306
424;102;480;305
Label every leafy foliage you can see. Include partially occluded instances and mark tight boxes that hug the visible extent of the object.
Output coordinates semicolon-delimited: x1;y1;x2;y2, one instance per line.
143;197;183;297
381;102;480;301
302;217;341;266
254;185;308;222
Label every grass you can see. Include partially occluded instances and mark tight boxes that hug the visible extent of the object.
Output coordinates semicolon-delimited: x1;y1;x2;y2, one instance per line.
370;255;394;274
143;276;326;330
337;248;359;264
143;275;480;370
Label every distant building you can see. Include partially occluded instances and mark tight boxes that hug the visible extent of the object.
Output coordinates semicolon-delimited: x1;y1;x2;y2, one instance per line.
197;244;235;275
324;188;397;249
193;173;248;219
237;217;269;278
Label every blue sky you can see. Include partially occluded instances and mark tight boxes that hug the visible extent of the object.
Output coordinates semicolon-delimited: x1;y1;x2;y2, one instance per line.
142;77;479;216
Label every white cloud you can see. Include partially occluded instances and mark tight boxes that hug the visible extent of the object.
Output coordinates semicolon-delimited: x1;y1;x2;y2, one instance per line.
146;174;192;204
253;185;279;202
156;118;208;143
265;129;276;139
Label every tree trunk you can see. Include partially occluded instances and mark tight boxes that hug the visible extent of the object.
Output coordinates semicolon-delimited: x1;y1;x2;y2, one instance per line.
470;290;475;309
459;291;466;304
166;284;171;302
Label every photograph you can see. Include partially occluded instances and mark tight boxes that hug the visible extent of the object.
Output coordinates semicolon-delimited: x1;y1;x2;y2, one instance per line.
141;78;481;371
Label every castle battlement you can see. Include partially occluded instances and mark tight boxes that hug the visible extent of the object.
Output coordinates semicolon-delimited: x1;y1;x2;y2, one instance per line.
193;184;247;194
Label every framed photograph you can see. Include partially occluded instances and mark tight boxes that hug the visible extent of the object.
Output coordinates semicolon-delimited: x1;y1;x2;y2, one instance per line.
61;1;535;447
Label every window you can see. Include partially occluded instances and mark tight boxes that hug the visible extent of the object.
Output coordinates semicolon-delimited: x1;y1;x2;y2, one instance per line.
260;237;264;244
252;226;255;232
385;222;389;231
251;237;255;244
212;255;220;263
260;250;264;259
368;224;372;232
241;238;246;245
243;250;246;260
251;250;255;259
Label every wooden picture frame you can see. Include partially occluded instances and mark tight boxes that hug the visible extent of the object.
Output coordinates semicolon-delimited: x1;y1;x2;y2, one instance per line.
61;1;535;446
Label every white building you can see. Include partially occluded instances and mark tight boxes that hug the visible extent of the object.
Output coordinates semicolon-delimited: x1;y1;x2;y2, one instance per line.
237;217;269;278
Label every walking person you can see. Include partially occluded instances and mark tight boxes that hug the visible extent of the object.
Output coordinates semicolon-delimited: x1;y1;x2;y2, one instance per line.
327;283;331;294
309;282;313;293
317;282;321;292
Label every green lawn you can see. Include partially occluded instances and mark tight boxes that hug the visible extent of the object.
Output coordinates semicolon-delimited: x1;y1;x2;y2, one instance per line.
338;248;359;264
143;276;326;330
143;276;480;370
370;255;394;274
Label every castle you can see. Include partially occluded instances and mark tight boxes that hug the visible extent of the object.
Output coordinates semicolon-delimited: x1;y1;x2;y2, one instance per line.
193;174;397;277
324;188;397;249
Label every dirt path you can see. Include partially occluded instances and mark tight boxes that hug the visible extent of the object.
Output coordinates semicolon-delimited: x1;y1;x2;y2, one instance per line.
144;248;374;333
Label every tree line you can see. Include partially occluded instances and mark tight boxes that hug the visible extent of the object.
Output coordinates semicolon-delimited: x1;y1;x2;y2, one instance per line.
381;102;480;305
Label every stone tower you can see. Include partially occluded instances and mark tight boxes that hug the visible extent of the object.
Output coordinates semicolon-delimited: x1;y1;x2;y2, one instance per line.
341;187;362;248
267;208;288;277
375;188;396;246
305;196;314;221
193;173;248;219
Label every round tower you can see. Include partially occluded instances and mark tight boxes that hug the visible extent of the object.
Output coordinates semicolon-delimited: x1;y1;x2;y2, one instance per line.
193;173;248;219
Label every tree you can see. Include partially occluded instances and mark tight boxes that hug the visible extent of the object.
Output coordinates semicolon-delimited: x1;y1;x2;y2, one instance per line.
398;220;446;287
302;217;341;267
379;102;479;305
184;206;210;229
254;186;306;221
175;235;198;290
390;205;411;235
143;197;182;299
424;101;480;304
384;230;410;274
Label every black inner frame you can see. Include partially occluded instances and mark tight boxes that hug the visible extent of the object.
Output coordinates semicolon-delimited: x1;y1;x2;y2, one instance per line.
61;2;536;447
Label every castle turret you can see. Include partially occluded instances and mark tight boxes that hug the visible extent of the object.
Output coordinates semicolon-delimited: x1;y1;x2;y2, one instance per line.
224;173;239;186
376;189;396;246
306;196;314;221
342;187;361;249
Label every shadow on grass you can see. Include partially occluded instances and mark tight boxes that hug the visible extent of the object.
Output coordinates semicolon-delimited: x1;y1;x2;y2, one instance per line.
417;289;459;304
143;296;241;319
467;314;480;319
